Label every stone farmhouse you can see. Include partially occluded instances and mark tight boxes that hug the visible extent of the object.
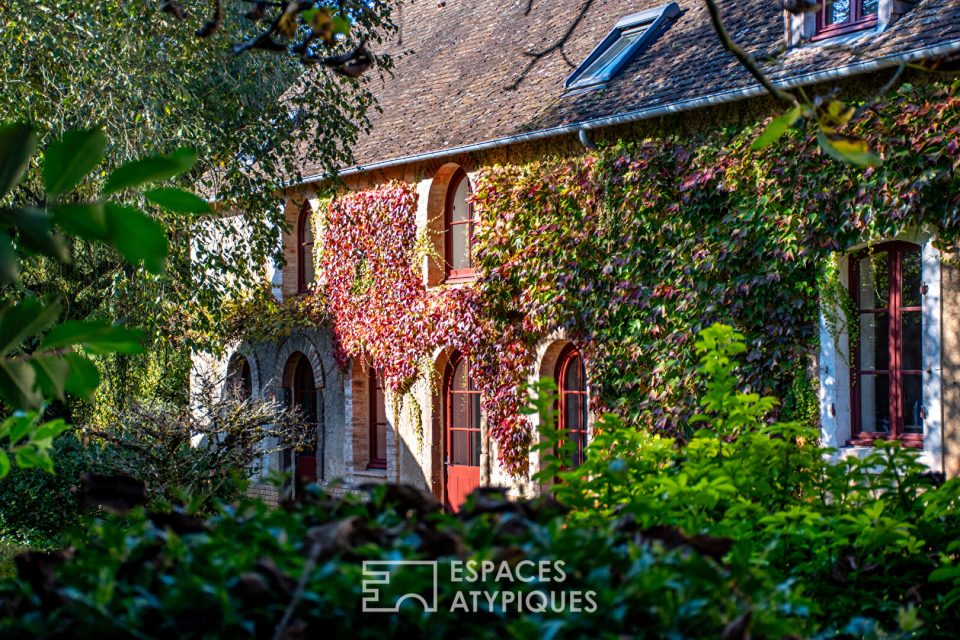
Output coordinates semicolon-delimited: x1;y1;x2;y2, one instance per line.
193;0;960;510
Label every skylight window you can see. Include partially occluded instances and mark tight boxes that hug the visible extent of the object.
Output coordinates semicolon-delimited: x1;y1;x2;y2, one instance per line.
565;3;680;91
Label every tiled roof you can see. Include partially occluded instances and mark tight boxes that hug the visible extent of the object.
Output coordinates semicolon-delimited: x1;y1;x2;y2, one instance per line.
300;0;960;178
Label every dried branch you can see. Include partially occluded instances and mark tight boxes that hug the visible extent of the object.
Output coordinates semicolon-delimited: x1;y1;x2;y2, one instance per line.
702;0;796;106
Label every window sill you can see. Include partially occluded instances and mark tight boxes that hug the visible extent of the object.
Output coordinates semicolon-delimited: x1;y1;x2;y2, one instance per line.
810;17;878;42
444;273;477;285
846;433;923;448
355;467;388;480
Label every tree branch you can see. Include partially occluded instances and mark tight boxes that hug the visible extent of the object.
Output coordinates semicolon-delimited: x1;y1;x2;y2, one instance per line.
702;0;796;106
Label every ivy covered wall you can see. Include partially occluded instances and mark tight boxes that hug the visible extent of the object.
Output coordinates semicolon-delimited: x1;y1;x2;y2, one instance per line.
233;80;960;477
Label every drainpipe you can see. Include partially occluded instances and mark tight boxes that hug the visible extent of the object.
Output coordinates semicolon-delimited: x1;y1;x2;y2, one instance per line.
578;126;597;150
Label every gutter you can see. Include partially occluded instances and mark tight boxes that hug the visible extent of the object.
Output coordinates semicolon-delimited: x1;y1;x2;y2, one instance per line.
298;37;960;185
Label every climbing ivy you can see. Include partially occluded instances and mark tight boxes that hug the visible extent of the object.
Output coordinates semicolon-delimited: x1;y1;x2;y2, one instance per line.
230;81;960;473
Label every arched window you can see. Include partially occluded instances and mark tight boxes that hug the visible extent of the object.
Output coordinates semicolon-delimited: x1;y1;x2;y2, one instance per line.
850;241;923;445
557;344;589;468
297;203;315;293
444;169;476;281
368;367;387;470
227;355;253;401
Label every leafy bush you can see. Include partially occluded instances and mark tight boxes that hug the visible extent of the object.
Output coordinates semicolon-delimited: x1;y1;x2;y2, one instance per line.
0;434;93;550
0;376;308;549
535;324;960;636
1;325;957;638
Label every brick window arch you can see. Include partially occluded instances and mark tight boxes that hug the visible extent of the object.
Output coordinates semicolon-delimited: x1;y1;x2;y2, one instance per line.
814;0;878;39
556;344;589;467
849;241;924;446
445;169;476;282
297;202;315;293
368;367;387;470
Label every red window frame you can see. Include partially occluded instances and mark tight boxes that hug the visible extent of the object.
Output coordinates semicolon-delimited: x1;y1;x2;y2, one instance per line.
444;169;477;283
368;367;387;470
848;241;924;447
813;0;878;40
297;203;314;293
445;352;482;467
556;344;589;468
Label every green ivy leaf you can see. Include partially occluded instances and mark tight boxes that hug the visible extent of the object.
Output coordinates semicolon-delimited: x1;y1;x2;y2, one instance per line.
43;128;107;198
0;449;9;479
103;148;197;194
0;123;37;198
104;204;168;273
751;105;802;151
144;187;211;214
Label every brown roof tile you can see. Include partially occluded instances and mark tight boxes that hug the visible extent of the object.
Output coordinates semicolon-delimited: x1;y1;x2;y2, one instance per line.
300;0;960;177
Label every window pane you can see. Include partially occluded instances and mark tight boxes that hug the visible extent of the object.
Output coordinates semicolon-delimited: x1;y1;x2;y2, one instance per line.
451;224;469;270
859;374;890;433
827;0;851;25
452;430;468;465
450;177;470;223
858;252;888;308
470;392;481;431
565;396;581;438
575;26;646;84
859;313;889;371
470;429;481;467
901;248;922;307
862;0;879;15
375;422;387;460
901;311;922;371
451;393;468;430
375;387;386;422
902;374;923;435
564;353;585;390
452;360;467;390
303;246;315;285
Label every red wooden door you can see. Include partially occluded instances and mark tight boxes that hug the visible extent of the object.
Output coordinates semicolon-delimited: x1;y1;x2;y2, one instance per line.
445;354;481;511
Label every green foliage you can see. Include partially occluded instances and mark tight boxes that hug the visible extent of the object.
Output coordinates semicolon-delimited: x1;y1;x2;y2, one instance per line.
0;123;199;477
470;80;960;454
0;434;94;549
2;324;955;637
533;324;960;636
0;0;397;356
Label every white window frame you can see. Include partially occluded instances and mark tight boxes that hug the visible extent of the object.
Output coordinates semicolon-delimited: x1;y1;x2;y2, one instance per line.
818;230;943;471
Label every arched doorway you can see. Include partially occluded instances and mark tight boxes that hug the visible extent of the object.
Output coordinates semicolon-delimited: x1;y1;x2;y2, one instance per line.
443;352;481;511
281;352;320;494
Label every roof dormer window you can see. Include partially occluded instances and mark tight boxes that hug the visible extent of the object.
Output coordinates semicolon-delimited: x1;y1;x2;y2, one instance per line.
814;0;878;39
565;2;680;91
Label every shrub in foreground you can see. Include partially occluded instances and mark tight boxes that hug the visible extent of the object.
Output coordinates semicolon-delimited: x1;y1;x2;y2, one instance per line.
0;325;958;638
